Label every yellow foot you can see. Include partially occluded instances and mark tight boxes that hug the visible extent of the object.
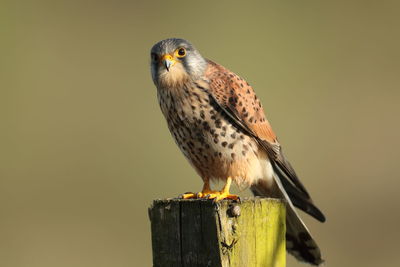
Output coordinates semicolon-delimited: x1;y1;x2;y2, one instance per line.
205;191;239;201
179;190;219;199
180;192;197;199
180;177;238;201
180;191;239;201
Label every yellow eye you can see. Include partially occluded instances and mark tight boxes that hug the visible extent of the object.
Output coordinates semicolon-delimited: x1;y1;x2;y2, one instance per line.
176;47;186;58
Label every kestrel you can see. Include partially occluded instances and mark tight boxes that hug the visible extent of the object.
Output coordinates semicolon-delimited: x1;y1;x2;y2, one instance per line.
150;38;325;265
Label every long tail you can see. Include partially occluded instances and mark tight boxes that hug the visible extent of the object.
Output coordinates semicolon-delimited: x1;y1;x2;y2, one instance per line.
251;179;324;266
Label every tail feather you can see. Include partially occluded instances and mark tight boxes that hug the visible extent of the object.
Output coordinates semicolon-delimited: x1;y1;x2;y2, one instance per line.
251;179;324;266
286;206;324;265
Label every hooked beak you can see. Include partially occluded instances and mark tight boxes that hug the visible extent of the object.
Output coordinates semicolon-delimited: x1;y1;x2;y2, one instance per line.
161;54;175;71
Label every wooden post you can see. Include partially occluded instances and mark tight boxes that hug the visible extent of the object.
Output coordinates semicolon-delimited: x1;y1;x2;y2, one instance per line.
148;198;286;267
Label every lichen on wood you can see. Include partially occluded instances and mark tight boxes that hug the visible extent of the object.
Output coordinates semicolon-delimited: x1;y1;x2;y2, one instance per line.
149;198;286;267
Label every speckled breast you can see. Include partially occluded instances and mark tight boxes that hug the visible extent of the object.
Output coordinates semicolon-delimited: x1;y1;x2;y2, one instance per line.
157;81;267;186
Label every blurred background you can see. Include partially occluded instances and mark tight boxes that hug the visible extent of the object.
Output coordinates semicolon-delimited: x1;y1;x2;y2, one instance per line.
1;0;399;266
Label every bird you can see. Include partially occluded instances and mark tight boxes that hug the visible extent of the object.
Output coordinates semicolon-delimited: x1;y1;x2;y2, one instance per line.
150;38;326;266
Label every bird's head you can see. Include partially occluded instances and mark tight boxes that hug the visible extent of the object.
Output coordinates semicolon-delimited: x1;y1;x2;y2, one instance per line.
150;38;207;87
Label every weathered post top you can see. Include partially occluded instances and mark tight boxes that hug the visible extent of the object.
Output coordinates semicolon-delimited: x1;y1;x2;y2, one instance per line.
148;197;286;267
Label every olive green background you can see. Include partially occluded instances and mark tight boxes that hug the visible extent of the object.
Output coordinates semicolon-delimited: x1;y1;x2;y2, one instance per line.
1;0;399;266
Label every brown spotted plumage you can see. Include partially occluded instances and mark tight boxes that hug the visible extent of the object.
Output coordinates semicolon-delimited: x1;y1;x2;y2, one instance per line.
150;38;325;266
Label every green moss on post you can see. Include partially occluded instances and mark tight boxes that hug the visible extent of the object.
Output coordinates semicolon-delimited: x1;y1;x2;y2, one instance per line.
148;198;286;267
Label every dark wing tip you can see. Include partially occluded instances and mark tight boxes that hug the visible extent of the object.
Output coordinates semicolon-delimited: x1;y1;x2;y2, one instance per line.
306;204;326;223
292;195;326;223
273;160;326;222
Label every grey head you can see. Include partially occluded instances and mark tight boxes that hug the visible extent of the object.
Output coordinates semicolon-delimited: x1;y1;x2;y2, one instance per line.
150;38;207;86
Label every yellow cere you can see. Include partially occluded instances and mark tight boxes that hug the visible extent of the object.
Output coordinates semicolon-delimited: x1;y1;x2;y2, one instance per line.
161;54;175;62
